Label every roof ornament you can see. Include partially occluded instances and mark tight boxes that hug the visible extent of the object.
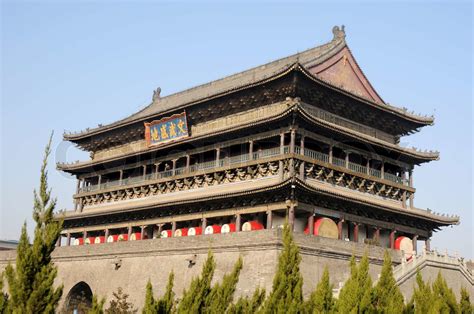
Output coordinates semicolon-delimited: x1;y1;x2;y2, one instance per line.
152;87;161;102
332;25;346;41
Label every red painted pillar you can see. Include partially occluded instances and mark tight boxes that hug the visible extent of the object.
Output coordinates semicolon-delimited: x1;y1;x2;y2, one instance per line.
308;214;314;235
353;223;359;243
390;230;397;249
337;220;343;240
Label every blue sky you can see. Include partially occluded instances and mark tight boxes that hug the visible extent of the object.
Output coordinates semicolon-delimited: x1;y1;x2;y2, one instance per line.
1;1;472;258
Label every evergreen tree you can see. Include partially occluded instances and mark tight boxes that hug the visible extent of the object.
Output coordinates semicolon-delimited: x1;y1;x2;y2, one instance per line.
5;134;63;313
89;295;106;314
177;251;215;313
205;256;243;313
263;223;304;314
304;267;334;314
431;272;459;313
228;287;266;314
459;287;472;314
336;253;373;314
0;273;8;314
142;281;156;314
106;287;137;314
411;272;434;314
156;272;175;314
372;251;404;314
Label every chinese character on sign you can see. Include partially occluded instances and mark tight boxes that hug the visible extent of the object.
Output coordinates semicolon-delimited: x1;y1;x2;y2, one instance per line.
145;112;189;146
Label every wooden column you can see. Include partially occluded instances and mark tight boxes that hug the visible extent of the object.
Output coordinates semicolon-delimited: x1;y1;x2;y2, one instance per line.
140;226;146;240
345;152;350;168
157;224;163;238
249;140;254;160
290;129;296;154
127;226;132;239
76;179;81;194
66;233;71;246
280;132;285;154
186;154;191;173
171;221;177;236
389;230;397;249
143;165;147;180
299;136;305;178
374;227;380;243
402;191;407;209
154;163;160;179
83;230;87;241
288;202;295;231
202;218;207;231
105;228;109;241
235;214;241;232
56;236;61;247
425;238;431;251
366;158;370;175
214;148;220;167
97;175;102;188
308;214;314;236
266;210;273;229
329;145;333;164
409;170;414;208
172;159;177;176
353;223;359;243
119;170;123;185
337;219;343;240
381;162;385;179
412;235;418;253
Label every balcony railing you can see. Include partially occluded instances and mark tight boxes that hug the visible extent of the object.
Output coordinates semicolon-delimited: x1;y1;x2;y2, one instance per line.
79;145;408;193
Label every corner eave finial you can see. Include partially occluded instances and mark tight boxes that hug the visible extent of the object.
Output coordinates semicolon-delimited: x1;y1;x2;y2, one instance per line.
152;87;161;102
332;25;346;41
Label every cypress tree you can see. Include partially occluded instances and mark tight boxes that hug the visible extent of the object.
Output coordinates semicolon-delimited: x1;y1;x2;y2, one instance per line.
372;251;404;314
177;251;216;313
431;272;459;313
5;134;63;313
304;267;334;313
156;272;175;314
205;256;243;313
263;223;304;314
336;253;373;314
88;295;105;314
459;287;472;314
411;272;433;314
142;280;156;314
0;273;8;313
228;287;266;314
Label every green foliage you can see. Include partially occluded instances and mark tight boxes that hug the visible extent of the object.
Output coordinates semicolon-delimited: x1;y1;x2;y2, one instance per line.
336;253;373;314
304;267;335;314
411;272;433;314
263;223;304;314
228;287;266;314
156;272;175;314
372;251;404;314
0;273;8;314
459;287;472;314
431;272;459;313
5;133;63;314
106;287;137;314
89;294;106;314
205;256;243;313
177;251;216;313
142;281;155;314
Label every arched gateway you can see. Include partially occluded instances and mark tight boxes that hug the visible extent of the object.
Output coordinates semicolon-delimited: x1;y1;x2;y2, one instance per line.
64;281;93;314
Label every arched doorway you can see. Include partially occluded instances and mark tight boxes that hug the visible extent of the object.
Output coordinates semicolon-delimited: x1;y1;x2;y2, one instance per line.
65;281;93;314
